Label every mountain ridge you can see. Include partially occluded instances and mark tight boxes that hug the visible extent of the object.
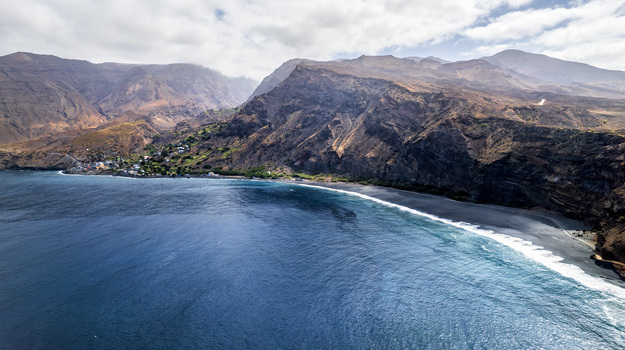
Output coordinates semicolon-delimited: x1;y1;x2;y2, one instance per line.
252;51;625;104
483;49;625;84
0;52;258;144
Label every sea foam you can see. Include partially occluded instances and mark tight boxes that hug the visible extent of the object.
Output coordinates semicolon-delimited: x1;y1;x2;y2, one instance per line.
300;184;625;299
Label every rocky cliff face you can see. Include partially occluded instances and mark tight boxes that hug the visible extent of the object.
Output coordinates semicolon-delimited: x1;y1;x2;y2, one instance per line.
194;57;625;267
0;52;257;144
248;58;315;101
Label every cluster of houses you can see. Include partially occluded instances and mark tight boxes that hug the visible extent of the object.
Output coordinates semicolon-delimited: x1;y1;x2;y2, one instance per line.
69;160;121;173
69;158;148;175
67;144;191;176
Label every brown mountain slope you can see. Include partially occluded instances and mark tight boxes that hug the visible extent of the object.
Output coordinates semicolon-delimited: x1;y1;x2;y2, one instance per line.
0;52;257;144
484;49;625;87
0;53;110;143
0;120;157;170
100;64;255;116
248;58;316;101
483;50;625;98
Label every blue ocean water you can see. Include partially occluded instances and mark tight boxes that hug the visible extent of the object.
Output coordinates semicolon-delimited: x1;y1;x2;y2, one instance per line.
1;171;625;349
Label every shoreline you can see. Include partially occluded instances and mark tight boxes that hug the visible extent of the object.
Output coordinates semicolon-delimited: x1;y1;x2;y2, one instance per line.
280;180;625;290
57;170;625;289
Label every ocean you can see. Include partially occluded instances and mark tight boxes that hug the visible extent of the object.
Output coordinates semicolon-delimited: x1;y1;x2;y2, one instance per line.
1;170;624;349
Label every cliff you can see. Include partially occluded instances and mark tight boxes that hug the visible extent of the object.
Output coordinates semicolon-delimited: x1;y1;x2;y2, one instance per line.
190;58;625;269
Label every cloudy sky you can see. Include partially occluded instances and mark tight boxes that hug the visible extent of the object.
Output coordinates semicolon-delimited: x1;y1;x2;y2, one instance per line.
0;0;623;80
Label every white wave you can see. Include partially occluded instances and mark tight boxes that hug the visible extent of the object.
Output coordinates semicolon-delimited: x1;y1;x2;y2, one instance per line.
299;184;625;298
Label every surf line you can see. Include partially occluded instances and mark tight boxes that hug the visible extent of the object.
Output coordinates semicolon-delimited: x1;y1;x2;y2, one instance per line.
298;183;625;298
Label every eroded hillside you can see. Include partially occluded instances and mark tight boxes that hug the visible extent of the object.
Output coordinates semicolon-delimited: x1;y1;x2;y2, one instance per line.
0;52;257;144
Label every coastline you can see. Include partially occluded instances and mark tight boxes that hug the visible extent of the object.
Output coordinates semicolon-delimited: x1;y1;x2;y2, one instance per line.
6;170;625;347
57;170;625;290
281;180;625;291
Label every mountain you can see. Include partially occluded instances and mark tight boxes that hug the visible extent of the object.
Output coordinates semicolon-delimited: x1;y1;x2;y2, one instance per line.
483;50;625;97
0;52;257;144
406;56;450;64
178;55;625;273
435;58;545;91
254;53;625;101
197;58;624;189
248;58;315;101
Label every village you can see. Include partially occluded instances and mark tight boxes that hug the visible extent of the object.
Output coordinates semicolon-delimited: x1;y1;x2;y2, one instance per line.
64;143;215;177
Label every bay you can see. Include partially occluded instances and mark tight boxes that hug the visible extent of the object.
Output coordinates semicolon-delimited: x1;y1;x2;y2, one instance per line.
1;171;624;349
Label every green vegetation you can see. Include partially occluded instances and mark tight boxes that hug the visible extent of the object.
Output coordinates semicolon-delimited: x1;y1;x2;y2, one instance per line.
143;144;157;153
202;165;278;179
183;135;198;146
199;121;229;140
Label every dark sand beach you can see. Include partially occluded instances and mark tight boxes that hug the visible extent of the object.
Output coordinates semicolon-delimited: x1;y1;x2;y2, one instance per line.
284;180;625;288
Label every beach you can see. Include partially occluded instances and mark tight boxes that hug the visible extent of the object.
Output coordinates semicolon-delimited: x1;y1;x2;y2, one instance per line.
64;171;625;289
285;180;625;290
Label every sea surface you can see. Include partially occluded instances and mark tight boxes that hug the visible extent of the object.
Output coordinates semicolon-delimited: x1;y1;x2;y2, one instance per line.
1;171;625;349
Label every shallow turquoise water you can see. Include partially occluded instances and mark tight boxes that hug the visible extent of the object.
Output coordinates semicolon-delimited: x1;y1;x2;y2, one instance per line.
1;171;624;349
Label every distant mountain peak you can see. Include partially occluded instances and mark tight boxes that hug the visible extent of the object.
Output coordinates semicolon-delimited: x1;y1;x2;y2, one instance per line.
7;52;35;62
405;56;449;64
483;50;625;87
356;54;397;59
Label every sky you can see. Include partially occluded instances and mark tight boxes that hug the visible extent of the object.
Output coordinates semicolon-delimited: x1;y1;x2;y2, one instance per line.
0;0;624;81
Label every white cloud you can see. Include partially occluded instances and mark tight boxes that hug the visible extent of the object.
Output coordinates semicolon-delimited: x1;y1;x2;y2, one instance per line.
465;7;573;42
0;0;623;80
461;0;625;70
471;44;513;57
